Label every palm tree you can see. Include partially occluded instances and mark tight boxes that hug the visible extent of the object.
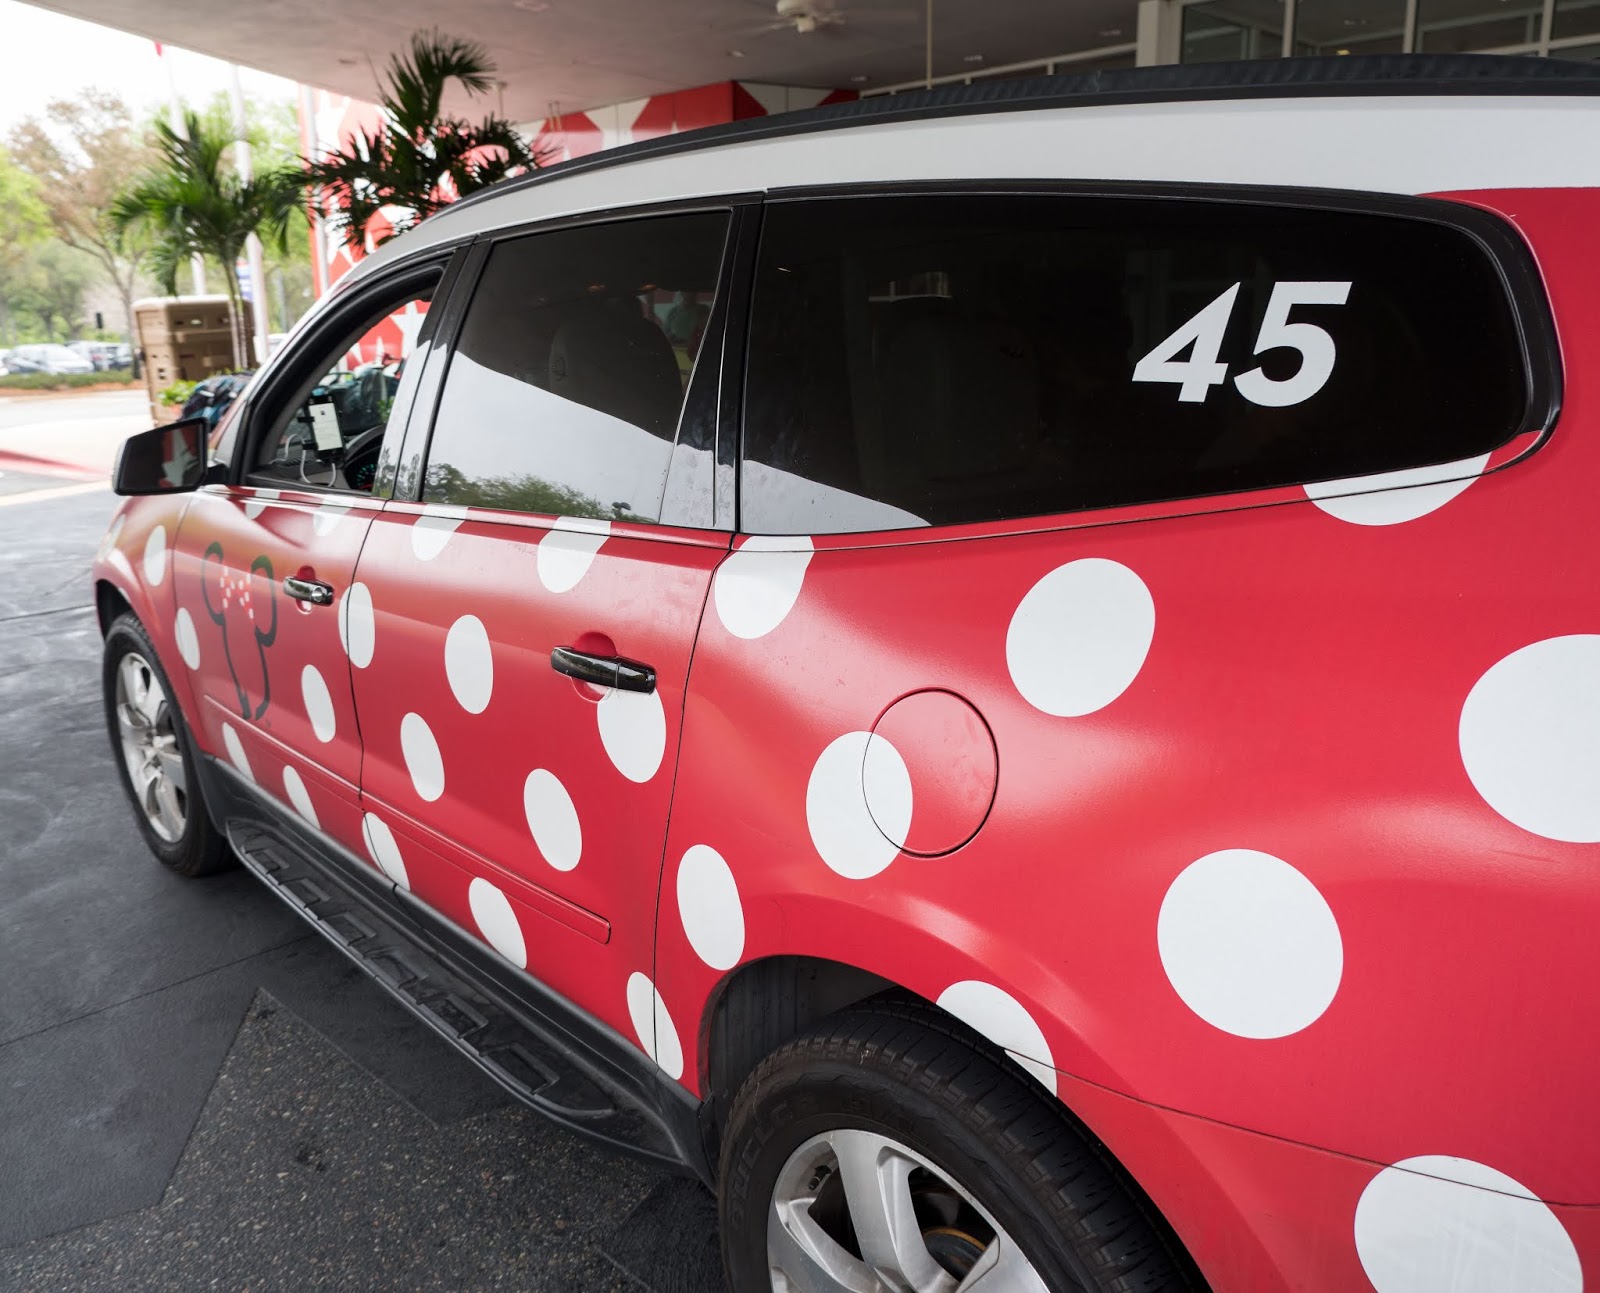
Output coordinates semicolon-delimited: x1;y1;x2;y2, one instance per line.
111;111;301;369
304;30;539;250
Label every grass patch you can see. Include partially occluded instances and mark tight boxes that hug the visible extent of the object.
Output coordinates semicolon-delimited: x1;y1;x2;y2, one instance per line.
0;370;137;391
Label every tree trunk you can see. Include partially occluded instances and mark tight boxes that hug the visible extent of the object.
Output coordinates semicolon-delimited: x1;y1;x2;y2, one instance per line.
225;264;248;371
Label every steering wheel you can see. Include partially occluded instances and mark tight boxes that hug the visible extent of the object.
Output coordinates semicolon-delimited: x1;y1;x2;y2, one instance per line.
341;424;387;493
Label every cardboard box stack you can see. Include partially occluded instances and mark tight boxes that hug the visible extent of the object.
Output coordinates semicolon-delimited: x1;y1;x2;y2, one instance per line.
133;296;250;424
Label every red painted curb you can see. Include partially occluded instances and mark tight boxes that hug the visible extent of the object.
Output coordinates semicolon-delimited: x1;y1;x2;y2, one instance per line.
0;450;107;483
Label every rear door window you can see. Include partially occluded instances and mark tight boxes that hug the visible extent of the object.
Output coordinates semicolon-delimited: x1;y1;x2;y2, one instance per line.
742;192;1537;534
421;210;730;523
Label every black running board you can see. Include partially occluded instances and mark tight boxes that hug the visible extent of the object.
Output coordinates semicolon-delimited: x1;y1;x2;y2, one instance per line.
201;757;711;1183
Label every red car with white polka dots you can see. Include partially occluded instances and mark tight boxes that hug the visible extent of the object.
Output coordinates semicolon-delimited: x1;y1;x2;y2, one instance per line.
94;58;1600;1293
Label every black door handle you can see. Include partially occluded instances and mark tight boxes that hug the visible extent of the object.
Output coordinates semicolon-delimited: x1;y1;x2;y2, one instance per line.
284;575;335;606
551;646;656;694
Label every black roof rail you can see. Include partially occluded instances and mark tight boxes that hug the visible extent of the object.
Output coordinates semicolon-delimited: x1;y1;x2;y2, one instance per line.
443;54;1600;218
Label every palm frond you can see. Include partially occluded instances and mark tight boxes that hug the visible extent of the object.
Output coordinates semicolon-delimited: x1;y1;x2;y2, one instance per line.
299;30;536;249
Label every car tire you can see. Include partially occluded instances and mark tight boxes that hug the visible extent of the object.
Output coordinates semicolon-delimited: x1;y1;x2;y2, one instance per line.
719;997;1196;1293
103;612;233;877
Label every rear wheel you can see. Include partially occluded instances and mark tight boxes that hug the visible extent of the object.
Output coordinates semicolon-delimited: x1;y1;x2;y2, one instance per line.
103;613;232;877
718;1000;1195;1293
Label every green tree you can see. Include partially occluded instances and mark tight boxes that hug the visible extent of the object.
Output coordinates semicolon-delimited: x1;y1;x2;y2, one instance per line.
139;94;316;337
111;111;301;368
9;92;155;366
0;146;49;346
304;30;538;250
8;240;97;340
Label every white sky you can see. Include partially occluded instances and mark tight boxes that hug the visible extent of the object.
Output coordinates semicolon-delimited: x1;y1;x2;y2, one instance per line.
0;1;298;134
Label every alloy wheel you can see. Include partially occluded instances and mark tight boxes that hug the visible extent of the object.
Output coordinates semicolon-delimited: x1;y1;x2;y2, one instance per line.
114;651;188;843
768;1129;1053;1293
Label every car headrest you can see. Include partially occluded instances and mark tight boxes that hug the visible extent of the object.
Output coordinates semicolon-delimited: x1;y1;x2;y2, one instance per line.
548;301;684;441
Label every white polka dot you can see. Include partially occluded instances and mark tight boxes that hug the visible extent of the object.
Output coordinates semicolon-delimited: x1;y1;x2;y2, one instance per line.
243;488;280;520
400;712;444;802
1158;849;1342;1039
173;608;200;670
300;665;336;743
338;582;375;669
712;535;814;639
312;499;353;536
676;845;744;971
806;731;912;880
523;769;581;871
626;972;684;1080
937;981;1058;1095
410;506;467;561
597;688;666;784
283;765;318;828
444;615;493;714
1306;454;1491;526
221;723;252;781
1355;1156;1581;1293
1459;635;1600;843
1006;558;1155;718
142;526;167;585
536;516;610;593
362;813;408;888
468;877;526;968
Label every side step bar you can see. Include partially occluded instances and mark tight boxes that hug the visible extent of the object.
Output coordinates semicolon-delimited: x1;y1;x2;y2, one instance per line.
207;768;709;1181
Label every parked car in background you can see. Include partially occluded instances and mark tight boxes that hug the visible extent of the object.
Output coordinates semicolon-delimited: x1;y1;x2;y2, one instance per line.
13;343;95;375
0;349;45;375
67;340;134;371
91;57;1600;1293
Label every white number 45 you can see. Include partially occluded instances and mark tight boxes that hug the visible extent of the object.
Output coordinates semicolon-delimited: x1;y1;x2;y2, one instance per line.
1131;281;1352;407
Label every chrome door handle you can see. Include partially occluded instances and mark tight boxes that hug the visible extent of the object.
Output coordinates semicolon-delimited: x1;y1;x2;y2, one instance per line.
550;646;656;694
284;575;335;606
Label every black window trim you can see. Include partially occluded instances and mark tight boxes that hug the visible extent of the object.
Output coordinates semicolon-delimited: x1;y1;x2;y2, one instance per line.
735;178;1561;537
231;244;469;492
400;194;760;528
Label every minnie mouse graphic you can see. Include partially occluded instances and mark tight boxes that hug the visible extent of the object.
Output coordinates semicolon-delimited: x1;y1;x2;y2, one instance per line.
201;542;278;719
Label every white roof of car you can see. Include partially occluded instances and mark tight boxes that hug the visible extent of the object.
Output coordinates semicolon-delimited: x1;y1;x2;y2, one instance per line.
345;56;1600;286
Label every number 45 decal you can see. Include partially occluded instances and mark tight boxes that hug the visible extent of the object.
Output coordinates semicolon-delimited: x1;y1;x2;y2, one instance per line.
1132;281;1352;407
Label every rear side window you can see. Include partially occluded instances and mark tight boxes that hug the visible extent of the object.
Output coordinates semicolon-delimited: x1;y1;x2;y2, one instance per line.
742;193;1533;534
423;211;729;523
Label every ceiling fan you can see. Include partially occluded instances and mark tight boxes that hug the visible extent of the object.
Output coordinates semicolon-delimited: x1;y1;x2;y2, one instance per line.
729;0;921;38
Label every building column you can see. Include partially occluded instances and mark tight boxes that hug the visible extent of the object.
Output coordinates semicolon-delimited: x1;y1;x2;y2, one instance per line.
1136;0;1184;65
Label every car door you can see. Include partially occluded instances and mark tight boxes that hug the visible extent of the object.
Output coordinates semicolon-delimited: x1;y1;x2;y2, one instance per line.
347;207;734;1055
172;256;453;860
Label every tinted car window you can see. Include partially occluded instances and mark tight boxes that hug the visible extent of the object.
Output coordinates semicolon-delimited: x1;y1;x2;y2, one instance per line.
422;212;729;523
743;194;1530;534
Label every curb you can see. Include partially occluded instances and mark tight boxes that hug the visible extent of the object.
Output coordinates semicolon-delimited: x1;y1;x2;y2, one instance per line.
0;450;107;483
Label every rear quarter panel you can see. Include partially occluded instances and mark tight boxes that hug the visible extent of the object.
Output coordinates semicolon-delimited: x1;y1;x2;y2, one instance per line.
654;187;1600;1284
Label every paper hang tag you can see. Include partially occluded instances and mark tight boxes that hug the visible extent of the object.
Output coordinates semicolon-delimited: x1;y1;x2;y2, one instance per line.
308;403;343;453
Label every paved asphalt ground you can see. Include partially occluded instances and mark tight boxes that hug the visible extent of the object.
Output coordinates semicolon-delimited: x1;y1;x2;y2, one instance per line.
0;395;723;1292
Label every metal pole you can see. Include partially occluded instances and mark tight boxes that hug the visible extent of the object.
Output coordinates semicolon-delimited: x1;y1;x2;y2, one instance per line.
299;83;329;301
925;0;933;89
231;64;271;364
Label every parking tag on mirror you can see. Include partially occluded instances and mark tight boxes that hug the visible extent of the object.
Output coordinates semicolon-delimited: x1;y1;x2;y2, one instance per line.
308;402;342;452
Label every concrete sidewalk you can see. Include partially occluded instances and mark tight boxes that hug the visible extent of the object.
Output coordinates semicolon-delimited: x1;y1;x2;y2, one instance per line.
0;389;151;482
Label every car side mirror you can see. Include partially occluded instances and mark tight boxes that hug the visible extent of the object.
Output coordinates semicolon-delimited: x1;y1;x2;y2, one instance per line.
113;418;214;495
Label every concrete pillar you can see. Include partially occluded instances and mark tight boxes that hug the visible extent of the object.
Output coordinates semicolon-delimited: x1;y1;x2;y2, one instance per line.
1136;0;1184;66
